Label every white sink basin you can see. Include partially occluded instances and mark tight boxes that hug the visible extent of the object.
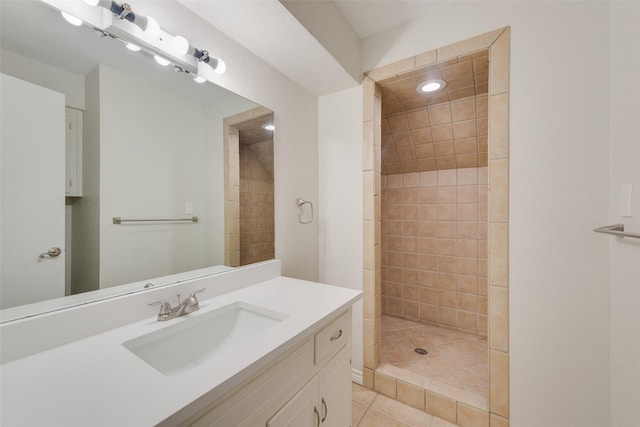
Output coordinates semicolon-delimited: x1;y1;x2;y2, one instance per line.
123;302;287;376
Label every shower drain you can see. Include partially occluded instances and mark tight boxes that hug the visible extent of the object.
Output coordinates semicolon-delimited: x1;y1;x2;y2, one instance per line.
414;348;428;355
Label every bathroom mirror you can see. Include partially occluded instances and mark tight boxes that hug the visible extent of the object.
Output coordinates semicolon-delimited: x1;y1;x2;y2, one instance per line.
0;0;275;321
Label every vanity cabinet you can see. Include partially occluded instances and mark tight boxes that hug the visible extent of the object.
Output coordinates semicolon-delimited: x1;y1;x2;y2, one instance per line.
65;107;82;197
179;309;352;427
268;345;351;427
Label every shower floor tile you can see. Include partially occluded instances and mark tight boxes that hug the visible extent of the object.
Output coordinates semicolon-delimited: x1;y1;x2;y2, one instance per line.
381;315;489;402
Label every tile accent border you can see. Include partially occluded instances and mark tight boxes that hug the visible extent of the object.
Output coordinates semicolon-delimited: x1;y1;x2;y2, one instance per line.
362;27;510;426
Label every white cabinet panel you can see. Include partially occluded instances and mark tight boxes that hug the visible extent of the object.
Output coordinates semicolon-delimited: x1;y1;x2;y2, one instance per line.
319;345;352;427
267;376;319;427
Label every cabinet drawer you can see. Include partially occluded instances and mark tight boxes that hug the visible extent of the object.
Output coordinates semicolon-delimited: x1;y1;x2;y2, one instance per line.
314;309;351;366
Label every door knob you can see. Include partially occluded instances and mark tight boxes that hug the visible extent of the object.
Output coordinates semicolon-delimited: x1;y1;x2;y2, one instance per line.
39;247;62;259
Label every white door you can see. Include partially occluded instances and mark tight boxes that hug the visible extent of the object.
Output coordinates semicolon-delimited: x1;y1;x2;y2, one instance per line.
1;73;66;309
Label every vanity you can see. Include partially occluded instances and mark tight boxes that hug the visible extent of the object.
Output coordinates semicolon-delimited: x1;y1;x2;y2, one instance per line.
0;260;361;426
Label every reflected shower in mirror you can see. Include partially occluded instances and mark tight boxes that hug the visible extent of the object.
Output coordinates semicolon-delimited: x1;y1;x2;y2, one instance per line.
0;0;275;321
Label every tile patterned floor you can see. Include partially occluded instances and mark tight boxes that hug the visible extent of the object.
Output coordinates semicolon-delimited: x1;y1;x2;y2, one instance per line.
352;383;458;427
381;315;489;401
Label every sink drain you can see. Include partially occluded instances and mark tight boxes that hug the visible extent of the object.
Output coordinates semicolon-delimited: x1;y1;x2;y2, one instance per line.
414;348;428;355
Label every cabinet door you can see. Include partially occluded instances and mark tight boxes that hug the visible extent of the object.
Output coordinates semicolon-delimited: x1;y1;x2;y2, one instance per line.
318;344;351;427
267;376;319;427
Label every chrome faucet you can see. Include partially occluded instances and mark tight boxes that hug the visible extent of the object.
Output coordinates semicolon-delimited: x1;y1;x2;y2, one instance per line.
149;288;207;321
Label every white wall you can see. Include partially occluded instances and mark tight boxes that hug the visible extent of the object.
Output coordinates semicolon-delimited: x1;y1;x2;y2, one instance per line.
318;86;364;375
319;2;612;425
138;1;320;281
609;2;640;426
97;64;209;287
0;50;85;110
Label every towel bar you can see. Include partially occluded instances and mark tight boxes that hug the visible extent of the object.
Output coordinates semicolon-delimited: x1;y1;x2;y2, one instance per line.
593;224;640;239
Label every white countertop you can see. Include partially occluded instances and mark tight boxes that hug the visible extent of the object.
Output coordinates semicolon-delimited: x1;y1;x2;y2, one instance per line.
0;276;361;427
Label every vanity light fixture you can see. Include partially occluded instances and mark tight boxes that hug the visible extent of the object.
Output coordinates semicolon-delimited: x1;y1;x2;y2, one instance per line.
60;11;83;26
169;35;190;56
85;1;226;75
84;0;160;36
153;55;170;67
192;48;226;75
51;0;227;82
416;79;447;93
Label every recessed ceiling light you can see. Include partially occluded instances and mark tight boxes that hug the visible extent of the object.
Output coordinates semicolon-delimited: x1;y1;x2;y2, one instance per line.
416;79;447;94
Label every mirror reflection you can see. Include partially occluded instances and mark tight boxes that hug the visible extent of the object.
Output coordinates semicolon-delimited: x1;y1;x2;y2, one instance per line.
0;0;275;320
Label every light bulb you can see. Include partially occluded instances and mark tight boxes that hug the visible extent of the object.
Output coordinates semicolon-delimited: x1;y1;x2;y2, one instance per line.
61;11;83;26
154;55;170;67
82;0;100;6
170;36;190;56
416;79;446;93
263;124;275;131
211;58;226;75
144;16;160;38
126;43;141;52
193;75;207;84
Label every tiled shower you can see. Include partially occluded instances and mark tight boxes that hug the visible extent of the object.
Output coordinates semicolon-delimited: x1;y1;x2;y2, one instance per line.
381;167;488;336
378;50;490;400
239;140;274;266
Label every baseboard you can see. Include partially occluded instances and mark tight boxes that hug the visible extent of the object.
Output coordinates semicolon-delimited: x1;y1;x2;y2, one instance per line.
352;368;363;385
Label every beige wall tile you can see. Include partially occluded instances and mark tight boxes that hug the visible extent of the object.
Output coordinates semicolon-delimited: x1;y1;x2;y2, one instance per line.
437;27;505;61
363;77;376;122
488;159;508;222
374;371;398;399
363;120;375;171
415;49;437;67
397;381;426;410
489;29;510;95
367;57;416;81
458;403;490;427
426;391;458;424
489;286;509;352
363;368;374;389
452;98;477;122
489;93;509;160
488;222;509;287
489;350;509;417
490;413;509;427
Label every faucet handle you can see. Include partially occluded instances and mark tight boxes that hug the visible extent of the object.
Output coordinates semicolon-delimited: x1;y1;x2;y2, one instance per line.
189;288;207;299
149;300;172;320
187;288;207;310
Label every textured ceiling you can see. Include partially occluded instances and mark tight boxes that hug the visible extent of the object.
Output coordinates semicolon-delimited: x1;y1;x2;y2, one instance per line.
380;50;489;174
